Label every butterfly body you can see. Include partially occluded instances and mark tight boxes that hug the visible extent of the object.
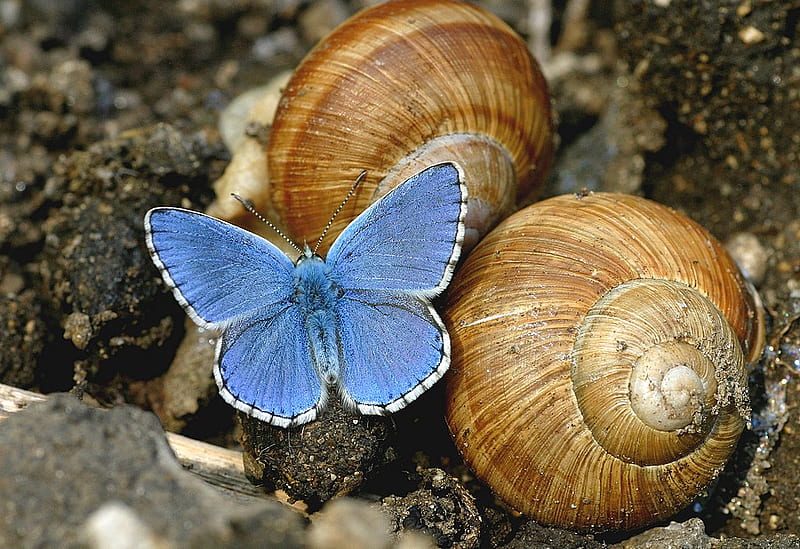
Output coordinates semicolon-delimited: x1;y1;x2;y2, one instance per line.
292;250;343;385
145;162;467;427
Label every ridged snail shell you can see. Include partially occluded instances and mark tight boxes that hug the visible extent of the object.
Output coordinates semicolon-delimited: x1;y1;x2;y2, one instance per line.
443;192;765;532
212;0;553;253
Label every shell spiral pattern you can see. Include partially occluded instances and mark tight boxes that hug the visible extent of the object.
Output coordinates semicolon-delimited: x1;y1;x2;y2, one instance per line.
267;0;553;253
443;192;764;531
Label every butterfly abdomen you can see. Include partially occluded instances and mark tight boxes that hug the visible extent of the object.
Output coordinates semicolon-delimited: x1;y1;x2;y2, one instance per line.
294;255;344;385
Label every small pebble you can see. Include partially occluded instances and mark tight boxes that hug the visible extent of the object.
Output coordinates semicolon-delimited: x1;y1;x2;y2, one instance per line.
738;25;766;44
307;498;393;549
298;0;350;44
63;311;93;351
82;502;162;549
725;232;768;286
616;518;711;548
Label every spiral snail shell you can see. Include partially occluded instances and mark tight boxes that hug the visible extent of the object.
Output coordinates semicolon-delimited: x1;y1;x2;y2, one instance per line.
443;192;765;532
212;0;553;253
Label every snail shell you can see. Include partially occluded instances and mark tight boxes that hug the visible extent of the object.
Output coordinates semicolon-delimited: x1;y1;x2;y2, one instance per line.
214;0;553;253
443;192;765;532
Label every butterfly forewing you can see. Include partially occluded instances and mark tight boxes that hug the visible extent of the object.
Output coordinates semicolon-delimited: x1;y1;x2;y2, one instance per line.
144;208;296;328
326;163;467;297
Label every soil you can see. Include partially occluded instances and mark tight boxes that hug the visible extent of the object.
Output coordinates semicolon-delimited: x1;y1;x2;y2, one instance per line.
1;0;799;547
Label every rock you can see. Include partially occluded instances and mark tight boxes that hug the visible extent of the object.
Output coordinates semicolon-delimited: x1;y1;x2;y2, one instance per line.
298;0;349;44
726;232;769;287
614;518;711;548
307;498;393;549
0;393;305;548
82;501;163;549
150;320;219;433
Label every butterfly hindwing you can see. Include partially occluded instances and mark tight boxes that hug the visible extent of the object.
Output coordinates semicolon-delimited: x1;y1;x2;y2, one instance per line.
337;289;449;413
215;304;323;428
326;163;467;296
144;207;296;328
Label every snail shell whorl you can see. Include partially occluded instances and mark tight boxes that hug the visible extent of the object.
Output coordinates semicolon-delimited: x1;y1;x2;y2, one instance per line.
443;192;764;531
268;0;553;252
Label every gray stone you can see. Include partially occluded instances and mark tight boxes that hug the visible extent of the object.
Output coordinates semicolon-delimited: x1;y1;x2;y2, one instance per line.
0;393;305;548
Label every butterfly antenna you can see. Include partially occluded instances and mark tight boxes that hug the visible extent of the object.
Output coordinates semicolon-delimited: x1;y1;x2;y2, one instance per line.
230;193;303;255
313;170;367;254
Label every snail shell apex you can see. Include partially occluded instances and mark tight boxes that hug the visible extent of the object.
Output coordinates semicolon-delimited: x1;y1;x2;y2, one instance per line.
267;0;553;253
444;192;764;532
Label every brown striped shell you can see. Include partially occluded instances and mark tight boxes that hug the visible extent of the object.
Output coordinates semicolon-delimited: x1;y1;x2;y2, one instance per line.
443;192;765;532
239;0;554;254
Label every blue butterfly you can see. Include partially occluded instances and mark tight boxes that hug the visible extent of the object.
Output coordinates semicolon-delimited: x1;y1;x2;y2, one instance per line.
144;162;467;427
